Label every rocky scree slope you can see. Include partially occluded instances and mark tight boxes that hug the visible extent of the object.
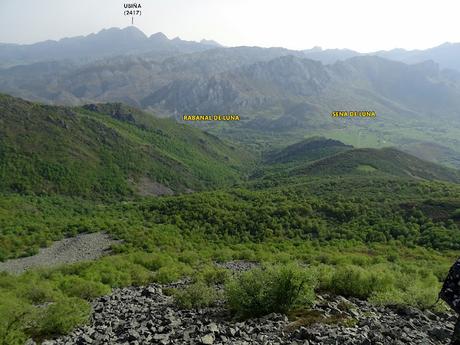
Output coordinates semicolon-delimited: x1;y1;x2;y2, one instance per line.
40;283;455;345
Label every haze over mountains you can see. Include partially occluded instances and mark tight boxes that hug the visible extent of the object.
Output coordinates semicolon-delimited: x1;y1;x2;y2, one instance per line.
1;26;460;169
303;43;460;72
0;27;221;67
2;26;460;71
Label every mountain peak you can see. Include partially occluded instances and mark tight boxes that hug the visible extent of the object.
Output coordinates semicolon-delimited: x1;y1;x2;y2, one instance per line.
200;39;222;47
122;26;145;33
93;26;147;41
121;26;148;39
310;46;323;52
149;32;169;41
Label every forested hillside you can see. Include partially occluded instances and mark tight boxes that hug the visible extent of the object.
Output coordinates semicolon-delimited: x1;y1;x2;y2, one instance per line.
0;94;253;197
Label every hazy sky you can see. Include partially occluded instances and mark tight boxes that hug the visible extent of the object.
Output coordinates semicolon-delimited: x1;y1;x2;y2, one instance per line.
0;0;459;52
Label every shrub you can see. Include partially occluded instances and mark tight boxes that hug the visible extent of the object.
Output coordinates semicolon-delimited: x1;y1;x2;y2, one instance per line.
35;297;90;336
324;265;395;299
225;264;316;319
173;281;218;309
153;263;193;284
131;252;175;271
129;265;155;286
58;276;110;300
16;279;59;304
370;271;441;310
452;209;460;219
196;266;230;285
80;257;153;287
213;247;234;262
368;289;406;306
178;251;200;265
0;293;31;345
314;264;335;292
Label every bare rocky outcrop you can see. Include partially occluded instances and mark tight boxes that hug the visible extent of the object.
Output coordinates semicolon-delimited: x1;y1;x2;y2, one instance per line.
134;177;174;196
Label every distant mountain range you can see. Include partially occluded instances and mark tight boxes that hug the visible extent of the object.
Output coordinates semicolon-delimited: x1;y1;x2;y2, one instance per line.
142;55;460;122
3;42;460;120
303;43;460;72
1;27;460;169
0;27;220;67
2;26;460;71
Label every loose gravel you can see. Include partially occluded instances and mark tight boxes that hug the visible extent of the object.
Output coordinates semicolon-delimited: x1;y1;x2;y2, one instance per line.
0;232;120;274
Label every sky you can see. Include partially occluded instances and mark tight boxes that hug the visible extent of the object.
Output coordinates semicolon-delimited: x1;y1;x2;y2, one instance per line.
0;0;459;52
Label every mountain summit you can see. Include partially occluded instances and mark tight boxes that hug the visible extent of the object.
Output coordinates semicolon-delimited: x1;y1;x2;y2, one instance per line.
0;27;220;66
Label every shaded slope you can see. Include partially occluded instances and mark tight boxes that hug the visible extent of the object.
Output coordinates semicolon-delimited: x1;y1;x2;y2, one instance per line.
292;148;460;183
400;141;460;169
265;137;353;164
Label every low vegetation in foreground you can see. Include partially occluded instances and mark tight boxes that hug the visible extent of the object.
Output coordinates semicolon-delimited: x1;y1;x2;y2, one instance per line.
1;174;459;344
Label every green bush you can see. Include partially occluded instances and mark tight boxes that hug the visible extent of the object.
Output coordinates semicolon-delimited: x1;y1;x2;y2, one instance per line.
196;266;230;285
58;276;110;300
313;264;334;292
17;280;59;304
368;289;406;306
80;257;153;287
35;297;90;337
324;265;395;299
129;265;155;286
225;264;316;319
0;292;32;345
213;247;235;262
452;209;460;219
153;262;193;284
131;252;175;271
178;251;200;265
154;266;183;284
173;281;218;309
369;271;441;310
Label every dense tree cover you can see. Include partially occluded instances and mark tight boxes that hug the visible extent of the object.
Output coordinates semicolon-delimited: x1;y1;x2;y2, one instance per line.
0;94;253;197
1;176;460;261
137;176;460;250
